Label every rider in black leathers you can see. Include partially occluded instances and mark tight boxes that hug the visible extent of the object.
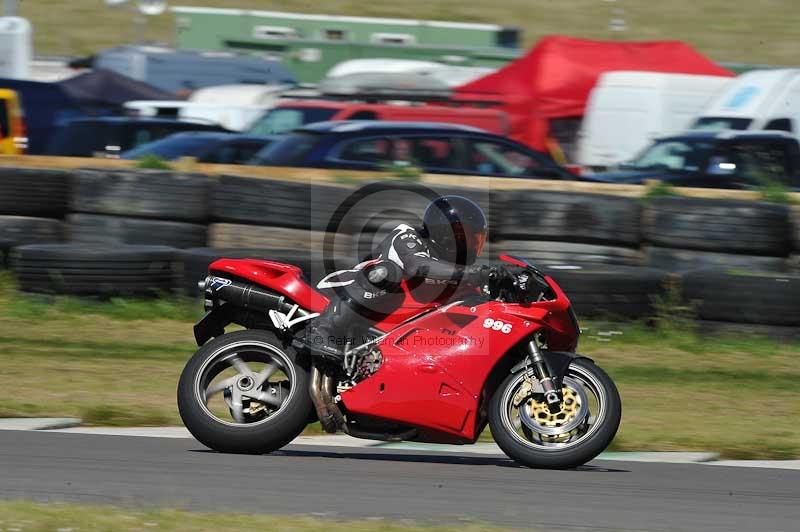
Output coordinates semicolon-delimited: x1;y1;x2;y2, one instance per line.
299;195;498;360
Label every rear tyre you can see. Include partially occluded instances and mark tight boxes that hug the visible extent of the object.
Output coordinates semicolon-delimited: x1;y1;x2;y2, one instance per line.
178;330;313;454
489;358;621;469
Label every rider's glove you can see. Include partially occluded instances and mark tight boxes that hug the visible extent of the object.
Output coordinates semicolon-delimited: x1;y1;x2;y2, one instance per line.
490;266;516;289
466;265;514;288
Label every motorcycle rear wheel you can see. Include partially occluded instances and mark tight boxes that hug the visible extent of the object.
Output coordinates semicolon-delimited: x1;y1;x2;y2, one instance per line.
178;329;313;454
489;358;621;469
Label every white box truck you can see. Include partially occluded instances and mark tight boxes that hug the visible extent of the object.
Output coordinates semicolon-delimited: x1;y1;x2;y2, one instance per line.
577;71;732;170
691;69;800;134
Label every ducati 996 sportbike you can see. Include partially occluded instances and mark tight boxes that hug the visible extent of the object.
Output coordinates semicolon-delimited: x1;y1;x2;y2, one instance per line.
177;254;621;469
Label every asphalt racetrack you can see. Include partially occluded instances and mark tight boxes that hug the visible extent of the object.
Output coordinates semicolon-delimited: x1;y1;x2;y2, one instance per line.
1;430;798;531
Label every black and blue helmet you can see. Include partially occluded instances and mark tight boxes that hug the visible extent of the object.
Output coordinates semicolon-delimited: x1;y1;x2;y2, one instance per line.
421;195;487;266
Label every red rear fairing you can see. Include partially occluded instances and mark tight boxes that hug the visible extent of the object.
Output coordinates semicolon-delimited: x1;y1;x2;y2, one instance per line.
209;258;329;313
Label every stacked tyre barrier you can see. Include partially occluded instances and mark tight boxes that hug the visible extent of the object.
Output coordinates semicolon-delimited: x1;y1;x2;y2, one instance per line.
492;190;668;319
69;168;209;248
0;168;69;267
495;191;643;267
683;269;800;326
204;175;359;293
0;165;798;333
683;269;800;337
638;196;800;332
13;244;180;297
541;265;671;320
338;181;496;259
9;168;211;297
208;175;351;248
642;196;794;272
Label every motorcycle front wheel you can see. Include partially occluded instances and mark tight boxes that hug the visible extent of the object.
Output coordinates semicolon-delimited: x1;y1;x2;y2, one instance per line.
177;329;313;454
489;357;621;469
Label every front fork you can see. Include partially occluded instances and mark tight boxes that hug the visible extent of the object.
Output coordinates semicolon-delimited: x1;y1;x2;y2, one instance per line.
526;340;563;413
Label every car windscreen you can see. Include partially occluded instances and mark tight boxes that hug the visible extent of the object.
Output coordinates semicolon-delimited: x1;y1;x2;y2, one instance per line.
250;132;319;166
248;107;338;135
692;117;753;131
122;135;216;160
626;140;717;171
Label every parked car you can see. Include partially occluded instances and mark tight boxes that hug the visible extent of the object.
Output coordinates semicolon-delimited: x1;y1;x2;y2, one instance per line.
590;130;800;189
248;100;510;137
248;121;573;179
45;117;228;157
121;132;278;164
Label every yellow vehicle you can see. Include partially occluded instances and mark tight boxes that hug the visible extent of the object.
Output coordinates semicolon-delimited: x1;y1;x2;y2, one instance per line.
0;89;26;154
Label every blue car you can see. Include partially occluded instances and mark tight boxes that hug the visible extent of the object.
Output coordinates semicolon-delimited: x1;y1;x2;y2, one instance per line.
122;132;278;165
590;130;800;190
249;121;574;179
46;117;229;158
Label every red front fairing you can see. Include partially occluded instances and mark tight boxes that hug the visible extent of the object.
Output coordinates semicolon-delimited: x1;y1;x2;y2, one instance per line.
339;279;578;443
209;258;330;313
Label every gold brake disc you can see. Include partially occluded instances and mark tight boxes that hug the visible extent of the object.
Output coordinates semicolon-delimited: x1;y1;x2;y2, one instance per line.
528;387;583;442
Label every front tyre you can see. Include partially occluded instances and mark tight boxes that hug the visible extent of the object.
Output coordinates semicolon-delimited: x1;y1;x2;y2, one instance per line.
489;358;621;469
178;330;313;454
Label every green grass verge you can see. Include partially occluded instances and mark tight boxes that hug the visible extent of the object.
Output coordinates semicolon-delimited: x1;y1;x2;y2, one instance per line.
0;501;516;532
20;1;800;66
0;272;798;458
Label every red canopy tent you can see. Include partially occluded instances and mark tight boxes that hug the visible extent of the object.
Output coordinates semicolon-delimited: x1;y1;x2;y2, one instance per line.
456;36;734;154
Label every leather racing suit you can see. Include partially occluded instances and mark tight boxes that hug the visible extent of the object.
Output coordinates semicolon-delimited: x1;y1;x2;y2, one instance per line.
302;223;487;358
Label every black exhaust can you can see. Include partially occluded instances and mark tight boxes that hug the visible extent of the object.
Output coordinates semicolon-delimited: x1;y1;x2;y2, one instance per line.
204;276;287;314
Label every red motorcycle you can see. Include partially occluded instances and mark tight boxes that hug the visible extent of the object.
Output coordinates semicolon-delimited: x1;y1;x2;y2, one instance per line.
177;254;621;469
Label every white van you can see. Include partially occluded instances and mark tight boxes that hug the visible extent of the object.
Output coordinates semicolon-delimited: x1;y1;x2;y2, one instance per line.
691;69;800;133
577;71;732;169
